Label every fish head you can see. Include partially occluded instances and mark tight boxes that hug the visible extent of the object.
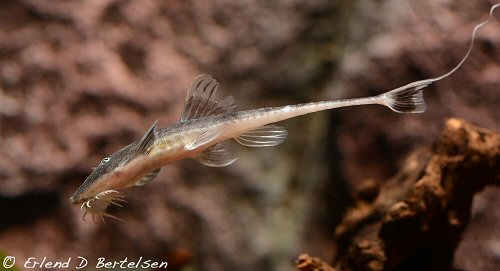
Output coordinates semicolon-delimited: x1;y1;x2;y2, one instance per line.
71;120;158;205
70;142;137;204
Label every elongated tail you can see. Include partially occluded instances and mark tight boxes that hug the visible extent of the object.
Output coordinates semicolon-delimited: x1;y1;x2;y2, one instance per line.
229;85;426;136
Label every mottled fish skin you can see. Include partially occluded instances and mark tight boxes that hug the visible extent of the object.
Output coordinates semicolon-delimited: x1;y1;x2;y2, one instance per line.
70;2;499;214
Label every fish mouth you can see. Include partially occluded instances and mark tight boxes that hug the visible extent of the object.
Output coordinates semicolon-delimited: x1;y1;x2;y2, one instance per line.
80;190;127;223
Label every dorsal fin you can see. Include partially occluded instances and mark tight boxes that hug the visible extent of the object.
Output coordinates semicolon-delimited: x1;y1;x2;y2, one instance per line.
180;74;236;121
132;120;157;158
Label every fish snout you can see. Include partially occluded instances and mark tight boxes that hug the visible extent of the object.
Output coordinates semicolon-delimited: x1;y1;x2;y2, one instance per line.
69;194;84;204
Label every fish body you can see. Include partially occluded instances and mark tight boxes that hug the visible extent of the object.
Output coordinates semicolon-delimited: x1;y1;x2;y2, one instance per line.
69;73;426;222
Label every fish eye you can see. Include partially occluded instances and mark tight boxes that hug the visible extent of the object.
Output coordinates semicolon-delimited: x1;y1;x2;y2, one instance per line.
100;157;111;165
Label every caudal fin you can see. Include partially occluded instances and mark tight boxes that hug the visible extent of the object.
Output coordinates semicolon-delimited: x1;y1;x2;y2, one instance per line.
380;80;429;113
379;3;500;114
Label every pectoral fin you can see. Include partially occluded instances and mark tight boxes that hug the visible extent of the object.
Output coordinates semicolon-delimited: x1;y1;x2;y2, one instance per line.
194;143;237;167
185;128;223;151
135;168;161;186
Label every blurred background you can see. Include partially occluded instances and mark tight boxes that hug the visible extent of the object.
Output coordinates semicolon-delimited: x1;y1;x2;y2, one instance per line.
0;0;499;270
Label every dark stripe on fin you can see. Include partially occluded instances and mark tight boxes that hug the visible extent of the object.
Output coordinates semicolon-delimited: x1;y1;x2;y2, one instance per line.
132;120;158;158
181;74;236;121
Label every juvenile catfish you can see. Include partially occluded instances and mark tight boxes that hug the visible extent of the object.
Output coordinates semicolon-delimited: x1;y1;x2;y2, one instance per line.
70;4;499;222
70;74;425;222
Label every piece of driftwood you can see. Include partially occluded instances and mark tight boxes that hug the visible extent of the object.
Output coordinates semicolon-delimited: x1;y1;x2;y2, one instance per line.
296;118;499;271
296;254;338;271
